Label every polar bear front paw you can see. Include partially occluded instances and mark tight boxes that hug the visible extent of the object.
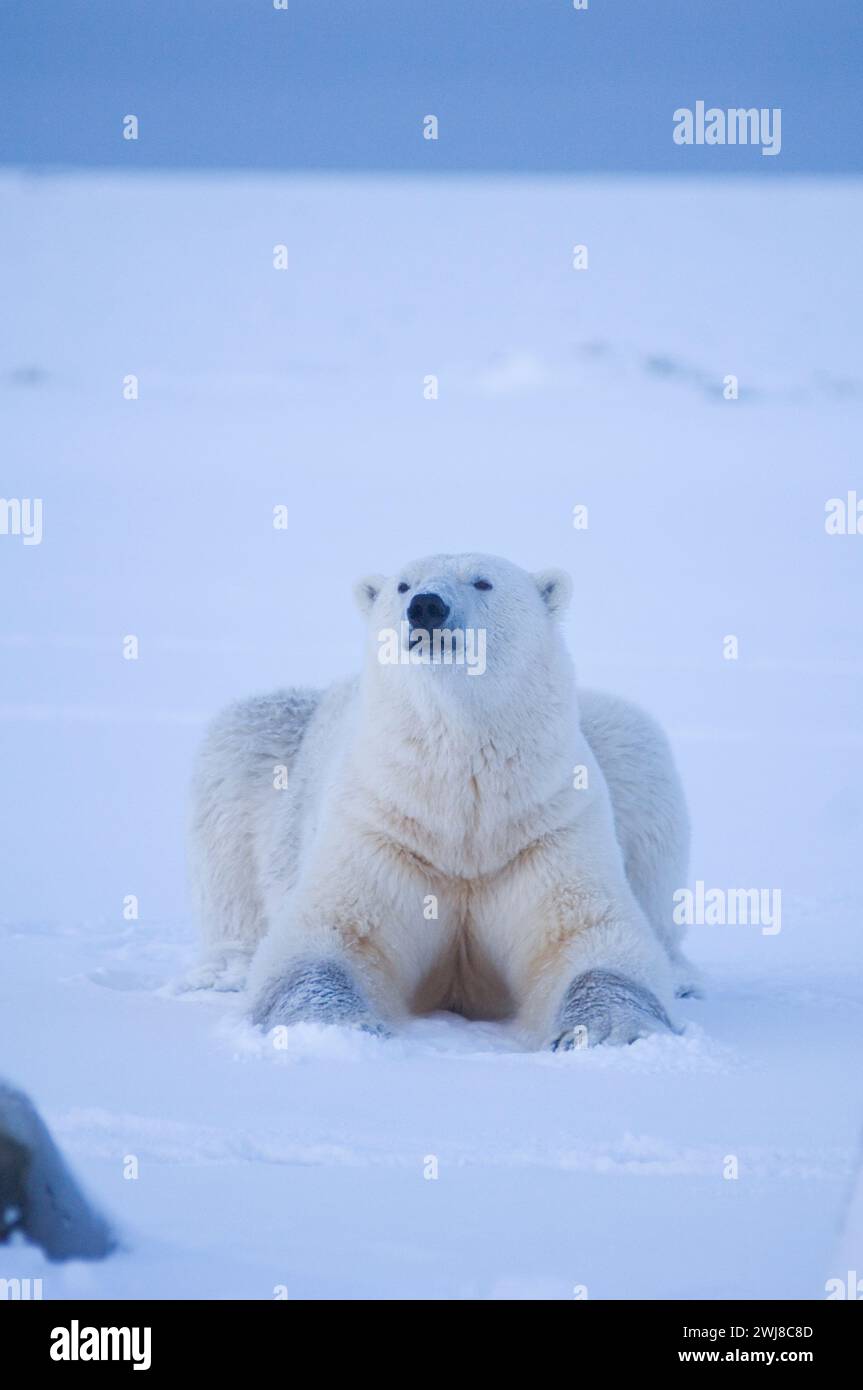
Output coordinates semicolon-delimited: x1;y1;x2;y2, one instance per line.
176;946;253;994
250;959;390;1036
549;969;677;1050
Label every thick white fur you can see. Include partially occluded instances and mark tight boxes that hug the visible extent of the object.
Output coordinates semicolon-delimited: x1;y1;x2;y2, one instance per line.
188;553;694;1046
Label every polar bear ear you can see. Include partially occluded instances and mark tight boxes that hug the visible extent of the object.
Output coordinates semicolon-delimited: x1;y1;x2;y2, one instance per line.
353;574;387;615
533;568;572;616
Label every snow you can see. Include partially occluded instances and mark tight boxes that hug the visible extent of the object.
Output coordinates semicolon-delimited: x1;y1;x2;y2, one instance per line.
1;169;862;1299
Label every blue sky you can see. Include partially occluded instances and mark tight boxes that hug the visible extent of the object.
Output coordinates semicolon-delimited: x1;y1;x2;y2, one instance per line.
1;0;860;172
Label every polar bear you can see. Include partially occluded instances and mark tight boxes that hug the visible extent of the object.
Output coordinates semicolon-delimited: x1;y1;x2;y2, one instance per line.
188;553;695;1048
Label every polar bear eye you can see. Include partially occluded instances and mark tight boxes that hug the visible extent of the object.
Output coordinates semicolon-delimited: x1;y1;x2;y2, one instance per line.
473;579;493;591
397;582;410;594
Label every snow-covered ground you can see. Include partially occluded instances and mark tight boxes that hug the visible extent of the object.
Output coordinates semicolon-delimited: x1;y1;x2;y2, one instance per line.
1;170;862;1299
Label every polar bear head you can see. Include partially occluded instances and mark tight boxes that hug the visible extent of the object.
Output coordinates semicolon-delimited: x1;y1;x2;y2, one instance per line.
354;553;572;711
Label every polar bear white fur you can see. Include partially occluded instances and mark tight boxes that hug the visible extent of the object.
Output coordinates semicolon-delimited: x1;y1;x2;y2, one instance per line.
188;553;695;1048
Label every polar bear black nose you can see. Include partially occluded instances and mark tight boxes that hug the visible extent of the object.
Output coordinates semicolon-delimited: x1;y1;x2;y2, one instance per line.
407;592;450;629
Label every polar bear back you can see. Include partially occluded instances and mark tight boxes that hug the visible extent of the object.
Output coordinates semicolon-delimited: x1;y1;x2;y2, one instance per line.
189;687;322;951
579;688;689;958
